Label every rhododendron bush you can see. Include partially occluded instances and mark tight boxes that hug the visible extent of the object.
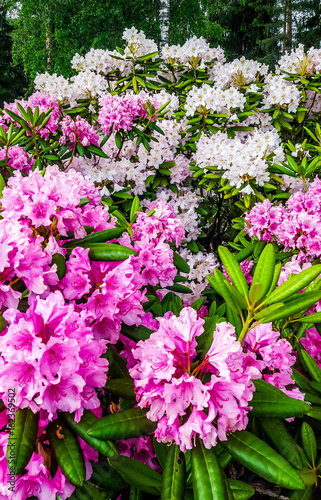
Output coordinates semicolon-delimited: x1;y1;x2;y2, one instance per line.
1;27;321;500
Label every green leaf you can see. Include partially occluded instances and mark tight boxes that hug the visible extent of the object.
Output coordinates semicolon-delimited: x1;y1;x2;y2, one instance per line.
46;415;86;486
153;438;168;469
161;444;186;500
301;422;317;465
249;244;275;303
173;253;190;274
7;408;39;475
0;173;5;198
130;196;140;222
90;460;125;491
297;311;321;323
298;347;321;382
253;303;284;320
227;479;255;500
207;271;246;314
87;408;157;441
69;481;105;499
75;243;136;261
86;144;108;158
218;246;249;299
115;132;122;149
259;291;321;323
109;455;161;495
63;228;125;247
61;411;118;459
191;439;231;500
120;323;152;342
289;485;314;500
263;265;321;305
77;142;85;156
105;379;135;399
222;430;305;490
166;284;192;294
250;392;309;418
259;418;302;469
51;253;67;279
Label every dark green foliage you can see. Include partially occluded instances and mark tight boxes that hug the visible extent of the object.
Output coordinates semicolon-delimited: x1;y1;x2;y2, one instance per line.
0;2;27;105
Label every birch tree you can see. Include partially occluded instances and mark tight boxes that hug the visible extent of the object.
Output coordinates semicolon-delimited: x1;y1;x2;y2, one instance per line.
159;0;170;49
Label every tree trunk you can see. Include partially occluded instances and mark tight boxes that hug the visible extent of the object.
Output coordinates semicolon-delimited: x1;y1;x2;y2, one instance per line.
286;0;292;53
283;0;292;54
159;0;170;49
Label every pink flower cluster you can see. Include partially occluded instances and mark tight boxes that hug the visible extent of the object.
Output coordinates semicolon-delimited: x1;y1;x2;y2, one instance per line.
0;145;34;174
244;323;304;401
1;165;113;239
1;92;60;139
118;200;185;288
0;291;108;422
245;178;321;257
59;115;99;149
129;307;260;452
59;247;146;344
98;93;145;135
98;92;163;135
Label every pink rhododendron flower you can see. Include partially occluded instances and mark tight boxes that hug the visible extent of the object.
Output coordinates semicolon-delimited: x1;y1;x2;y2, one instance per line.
130;307;260;451
0;291;108;421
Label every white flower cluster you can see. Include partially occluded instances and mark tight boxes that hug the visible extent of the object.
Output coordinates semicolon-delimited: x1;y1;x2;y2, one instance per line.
161;36;225;67
193;129;284;193
209;57;268;88
262;74;301;113
122;26;158;58
178;248;219;304
185;84;246;116
276;44;321;76
34;72;74;103
71;48;132;77
70;70;108;99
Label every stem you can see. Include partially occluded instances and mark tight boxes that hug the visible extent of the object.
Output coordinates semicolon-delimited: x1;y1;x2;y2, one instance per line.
238;313;253;343
302;175;308;192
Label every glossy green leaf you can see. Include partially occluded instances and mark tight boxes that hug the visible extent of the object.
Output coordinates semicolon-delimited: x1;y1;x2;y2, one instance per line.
166;284;192;293
7;408;39;475
104;379;135;399
63;228;125;247
222;430;305;490
207;271;246;314
253;303;284;320
306;406;321;420
78;243;136;261
87;407;157;441
47;416;85;486
191;439;231;500
109;455;161;495
227;479;255;500
51;253;67;279
86;144;108;158
250;392;309;418
153;438;169;469
0;173;5;198
298;347;321;382
218;246;249;298
250;243;275;303
301;422;317;465
120;323;152;342
267;261;282;295
259;418;302;469
61;411;118;458
90;460;125;491
130;196;140;222
264;264;321;305
69;481;105;499
260;291;321;323
173;252;190;274
289;485;314;500
161;444;186;500
298;311;321;323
